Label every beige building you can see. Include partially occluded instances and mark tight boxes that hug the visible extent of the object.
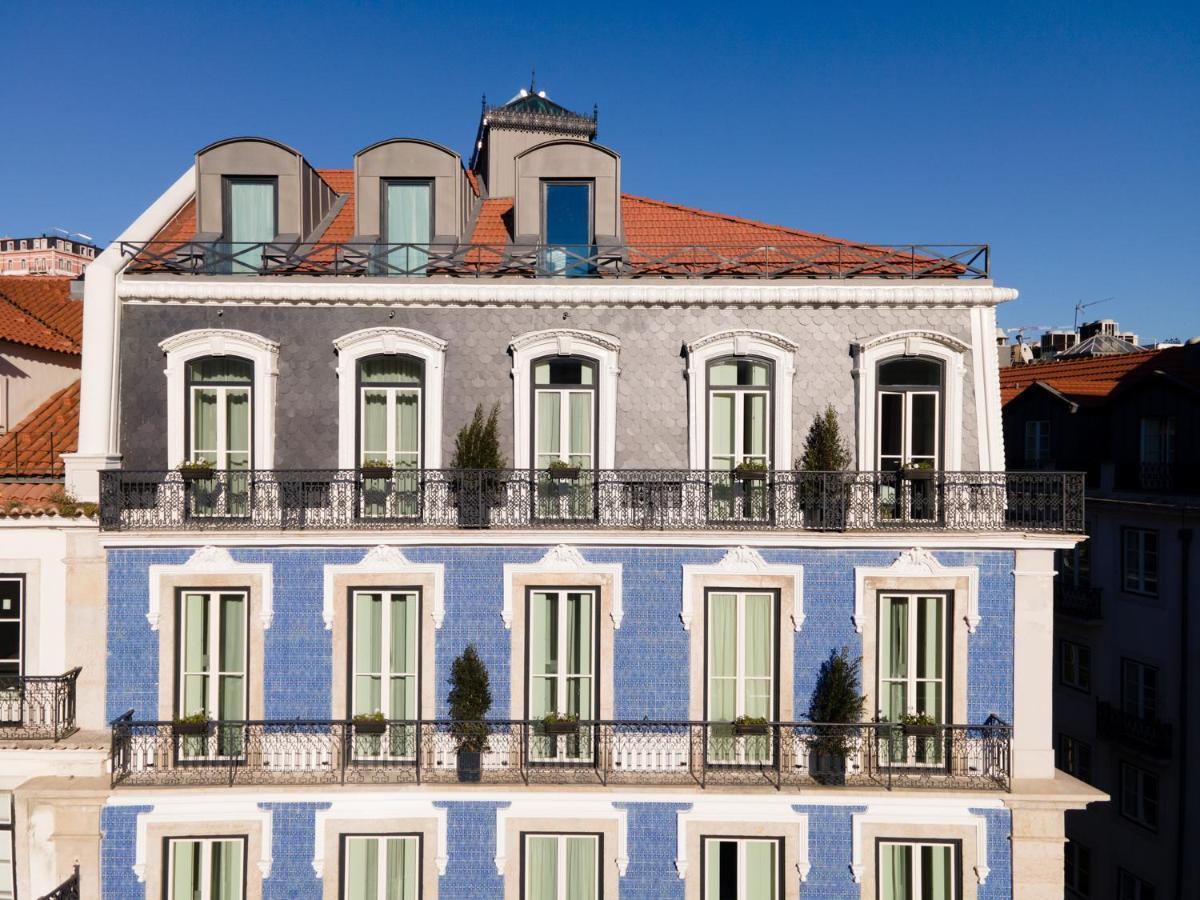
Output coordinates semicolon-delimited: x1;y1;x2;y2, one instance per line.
0;236;97;277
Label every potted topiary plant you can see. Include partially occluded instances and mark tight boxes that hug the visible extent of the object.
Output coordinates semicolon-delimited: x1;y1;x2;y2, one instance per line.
807;648;866;785
542;710;580;736
352;711;387;735
545;459;581;481
733;714;769;736
450;404;508;527
448;643;492;782
795;406;851;528
733;460;768;482
172;711;211;737
177;458;215;483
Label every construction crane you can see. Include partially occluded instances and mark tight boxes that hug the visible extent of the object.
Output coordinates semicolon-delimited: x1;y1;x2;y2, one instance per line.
1073;296;1114;331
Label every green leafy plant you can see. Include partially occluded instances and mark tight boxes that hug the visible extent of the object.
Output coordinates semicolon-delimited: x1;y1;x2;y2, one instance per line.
796;406;850;471
542;710;579;725
448;643;492;752
45;488;98;518
733;715;768;726
808;648;866;757
175;711;209;725
178;458;215;473
352;711;386;723
546;460;578;472
733;460;768;472
450;404;507;470
358;459;395;473
896;712;937;727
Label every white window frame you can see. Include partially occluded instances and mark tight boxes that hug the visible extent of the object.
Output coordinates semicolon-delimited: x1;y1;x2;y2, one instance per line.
701;836;781;900
877;388;940;470
686;331;796;471
340;834;421;899
334;328;447;470
188;381;252;470
1122;528;1158;596
853;331;968;471
527;588;597;721
511;330;620;470
350;589;420;721
1060;639;1091;692
877;592;948;723
166;836;246;900
706;359;772;470
522;833;600;900
1138;417;1175;464
876;840;959;900
359;382;423;469
177;590;248;723
161;330;279;470
1064;839;1090;898
1121;658;1158;720
1119;761;1159;830
705;590;777;722
533;368;596;469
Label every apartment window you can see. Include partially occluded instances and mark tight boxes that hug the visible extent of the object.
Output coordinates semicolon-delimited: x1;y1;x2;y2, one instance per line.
1121;528;1158;596
1065;839;1090;898
877;840;958;900
1057;734;1093;783
341;834;419;900
382;180;432;276
533;357;596;471
879;593;947;722
0;577;23;686
0;797;13;900
702;837;780;900
1117;869;1156;900
1119;761;1159;830
523;833;599;900
1058;537;1092;589
877;357;943;520
186;356;253;517
177;590;248;757
528;589;596;761
707;358;772;472
351;590;419;759
1059;640;1091;692
541;181;593;277
222;176;277;272
1024;420;1051;465
707;590;777;764
1121;659;1159;720
1138;417;1175;464
166;837;245;900
359;355;423;518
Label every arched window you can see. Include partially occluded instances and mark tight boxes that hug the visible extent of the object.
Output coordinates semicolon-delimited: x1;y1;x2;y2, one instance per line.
358;355;424;471
186;356;254;470
532;355;597;471
876;357;943;472
706;356;773;472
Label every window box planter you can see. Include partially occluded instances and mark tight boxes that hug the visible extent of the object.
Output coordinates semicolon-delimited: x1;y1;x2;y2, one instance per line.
902;723;938;738
358;465;395;485
178;465;215;483
733;465;768;483
543;717;580;736
545;465;581;481
733;721;770;736
172;720;210;737
900;466;936;481
353;717;387;736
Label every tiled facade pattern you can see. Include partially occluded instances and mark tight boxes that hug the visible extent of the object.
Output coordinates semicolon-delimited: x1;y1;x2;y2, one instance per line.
106;545;1015;723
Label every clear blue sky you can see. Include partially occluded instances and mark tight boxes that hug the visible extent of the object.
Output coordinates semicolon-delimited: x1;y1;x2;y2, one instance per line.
3;0;1197;341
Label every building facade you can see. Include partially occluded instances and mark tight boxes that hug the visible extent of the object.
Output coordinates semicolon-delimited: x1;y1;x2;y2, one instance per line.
23;88;1104;899
1001;346;1200;899
0;236;97;277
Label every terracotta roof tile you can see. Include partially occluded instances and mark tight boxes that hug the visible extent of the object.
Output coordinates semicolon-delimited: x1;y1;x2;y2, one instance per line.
0;482;72;516
1000;345;1200;405
0;277;81;354
0;379;80;476
313;169;355;243
151;197;197;244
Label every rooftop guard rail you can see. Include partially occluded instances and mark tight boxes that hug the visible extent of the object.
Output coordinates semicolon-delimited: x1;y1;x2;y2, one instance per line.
118;240;990;279
99;468;1085;534
0;668;81;740
110;715;1011;791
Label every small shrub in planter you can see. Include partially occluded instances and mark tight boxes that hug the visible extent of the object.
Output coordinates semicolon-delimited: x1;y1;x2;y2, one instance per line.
545;460;581;480
733;715;769;736
177;459;215;482
900;461;936;481
449;405;507;527
352;711;387;735
172;712;210;736
897;712;939;737
733;461;768;482
541;711;580;736
358;459;396;479
807;648;866;784
448;643;492;782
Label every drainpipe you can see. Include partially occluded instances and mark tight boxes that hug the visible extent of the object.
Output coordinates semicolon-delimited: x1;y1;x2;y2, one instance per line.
62;165;196;501
1176;519;1192;899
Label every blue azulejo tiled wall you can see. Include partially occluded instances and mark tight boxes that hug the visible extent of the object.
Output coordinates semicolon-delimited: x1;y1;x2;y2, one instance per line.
106;545;1014;724
99;799;1012;899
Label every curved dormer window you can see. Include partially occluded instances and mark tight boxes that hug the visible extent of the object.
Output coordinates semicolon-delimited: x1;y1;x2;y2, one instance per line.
542;181;593;276
222;177;277;272
382;180;432;275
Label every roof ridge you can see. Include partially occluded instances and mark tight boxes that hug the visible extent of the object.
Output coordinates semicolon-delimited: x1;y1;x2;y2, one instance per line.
0;283;80;351
620;193;856;246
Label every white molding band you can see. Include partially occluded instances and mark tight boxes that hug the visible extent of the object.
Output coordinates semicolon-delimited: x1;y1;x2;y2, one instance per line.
684;329;798;471
680;546;804;631
332;327;448;469
851;329;968;472
160;328;281;470
118;279;1019;309
133;801;273;882
850;804;990;884
147;546;274;631
854;548;980;633
322;545;446;629
502;545;623;629
494;801;628;877
312;799;448;877
674;803;810;882
509;329;620;469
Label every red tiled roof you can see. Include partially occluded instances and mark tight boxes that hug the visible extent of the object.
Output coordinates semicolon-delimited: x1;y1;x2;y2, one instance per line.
999;345;1200;405
0;379;80;476
0;277;82;354
314;169;355;243
465;169;481;197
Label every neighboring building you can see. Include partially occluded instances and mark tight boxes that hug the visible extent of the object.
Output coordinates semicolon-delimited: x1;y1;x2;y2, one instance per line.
1001;344;1200;899
22;86;1102;900
0;276;82;435
1002;319;1146;368
0;236;98;277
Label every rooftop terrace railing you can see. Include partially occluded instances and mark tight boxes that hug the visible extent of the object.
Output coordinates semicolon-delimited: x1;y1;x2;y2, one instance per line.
110;716;1011;791
118;240;990;280
99;469;1084;534
0;669;81;740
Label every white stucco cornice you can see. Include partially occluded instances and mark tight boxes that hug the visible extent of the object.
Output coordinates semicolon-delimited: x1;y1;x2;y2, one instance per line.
158;328;280;356
332;326;447;354
681;546;804;632
686;328;799;354
853;329;970;354
854;547;980;633
147;545;273;631
509;327;621;354
118;279;1018;309
322;545;445;629
502;544;624;629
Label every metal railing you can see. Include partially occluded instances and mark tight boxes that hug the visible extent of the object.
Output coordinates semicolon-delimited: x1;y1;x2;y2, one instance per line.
0;428;65;477
99;468;1084;533
0;669;81;740
36;866;79;900
110;715;1010;791
1096;700;1173;758
118;240;989;280
1054;582;1103;620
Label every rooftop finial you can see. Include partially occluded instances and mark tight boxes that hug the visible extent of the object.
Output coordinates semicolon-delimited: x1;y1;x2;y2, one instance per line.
530;66;536;94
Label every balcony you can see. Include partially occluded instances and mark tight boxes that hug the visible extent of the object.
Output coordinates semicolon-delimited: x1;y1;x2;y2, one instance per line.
99;469;1084;534
1114;462;1200;495
35;866;79;900
1096;700;1173;758
110;716;1011;791
1054;583;1103;621
118;240;990;280
0;669;81;741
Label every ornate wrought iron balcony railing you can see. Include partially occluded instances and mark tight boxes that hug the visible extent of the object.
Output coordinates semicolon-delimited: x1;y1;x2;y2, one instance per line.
118;240;989;280
36;866;79;900
0;668;81;741
99;468;1084;533
1054;582;1103;621
110;715;1011;791
1096;700;1173;758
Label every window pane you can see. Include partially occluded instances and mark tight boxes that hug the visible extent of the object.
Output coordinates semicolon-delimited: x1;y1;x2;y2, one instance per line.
170;841;199;900
386;183;431;244
568;393;593;461
346;837;378;900
743;394;768;457
535;358;593;386
395;393;420;456
710;394;735;457
229;181;276;244
743;594;772;679
880;844;911;900
544;183;592;246
188;357;253;383
360;357;423;385
916;596;943;680
219;594;245;673
879;358;941;386
536;393;561;458
565;837;597;900
744;841;776;900
363;392;388;456
922;845;952;900
212;840;243;900
390;594;416;675
567;593;593;677
880;394;903;458
910;394;937;458
384;837;417;900
526;836;558;900
225;391;251;459
193;390;218;456
709;361;739;386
